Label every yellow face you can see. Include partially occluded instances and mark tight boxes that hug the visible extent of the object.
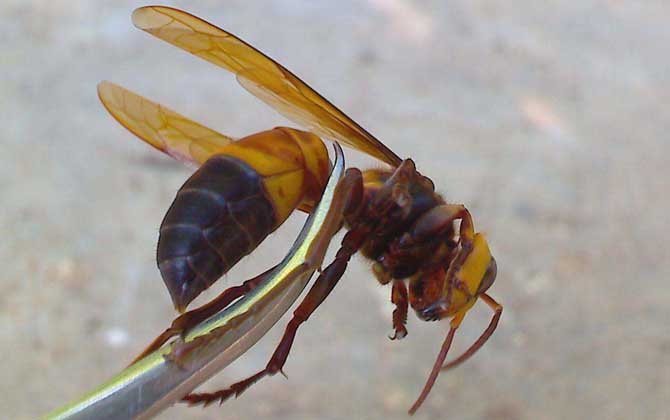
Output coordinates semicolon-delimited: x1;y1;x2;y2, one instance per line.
444;233;497;315
443;233;498;316
411;233;497;321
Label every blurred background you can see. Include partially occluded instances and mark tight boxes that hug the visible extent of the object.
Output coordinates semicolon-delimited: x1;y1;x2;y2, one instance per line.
2;1;669;419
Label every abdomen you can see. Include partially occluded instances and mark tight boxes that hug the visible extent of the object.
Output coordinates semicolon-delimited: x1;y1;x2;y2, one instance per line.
157;127;330;311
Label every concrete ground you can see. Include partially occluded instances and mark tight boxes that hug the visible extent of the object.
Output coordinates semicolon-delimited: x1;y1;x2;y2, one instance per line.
2;1;669;419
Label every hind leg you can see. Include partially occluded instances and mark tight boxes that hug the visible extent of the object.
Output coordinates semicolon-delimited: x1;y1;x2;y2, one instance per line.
183;224;370;406
130;265;276;364
181;168;368;406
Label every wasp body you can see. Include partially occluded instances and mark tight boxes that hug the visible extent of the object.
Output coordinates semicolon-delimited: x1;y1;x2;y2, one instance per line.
98;6;502;414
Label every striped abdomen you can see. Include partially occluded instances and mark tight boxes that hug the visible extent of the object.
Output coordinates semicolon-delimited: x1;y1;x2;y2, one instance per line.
158;127;330;311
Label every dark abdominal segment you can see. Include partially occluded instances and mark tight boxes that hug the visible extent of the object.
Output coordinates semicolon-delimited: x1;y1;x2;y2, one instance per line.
157;154;275;311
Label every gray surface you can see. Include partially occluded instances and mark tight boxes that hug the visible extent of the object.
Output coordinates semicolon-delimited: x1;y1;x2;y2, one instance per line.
2;1;669;419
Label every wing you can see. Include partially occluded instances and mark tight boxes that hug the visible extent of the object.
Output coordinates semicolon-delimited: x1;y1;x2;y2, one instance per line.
98;81;235;165
131;6;402;167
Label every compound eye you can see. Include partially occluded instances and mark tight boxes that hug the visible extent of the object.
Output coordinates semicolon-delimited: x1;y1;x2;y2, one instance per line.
477;257;497;295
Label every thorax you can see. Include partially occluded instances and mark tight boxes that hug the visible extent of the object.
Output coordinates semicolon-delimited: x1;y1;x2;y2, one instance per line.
351;168;454;281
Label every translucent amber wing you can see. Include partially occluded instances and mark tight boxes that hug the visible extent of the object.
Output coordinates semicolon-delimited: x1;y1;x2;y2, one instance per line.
98;81;234;165
131;6;402;167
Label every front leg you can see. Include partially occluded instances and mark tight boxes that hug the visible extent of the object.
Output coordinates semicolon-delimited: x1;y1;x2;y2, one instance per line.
390;280;408;340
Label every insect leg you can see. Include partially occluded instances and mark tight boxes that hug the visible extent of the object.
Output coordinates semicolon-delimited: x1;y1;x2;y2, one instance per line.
130;265;277;364
441;293;502;371
389;280;409;340
407;204;470;244
182;225;370;406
